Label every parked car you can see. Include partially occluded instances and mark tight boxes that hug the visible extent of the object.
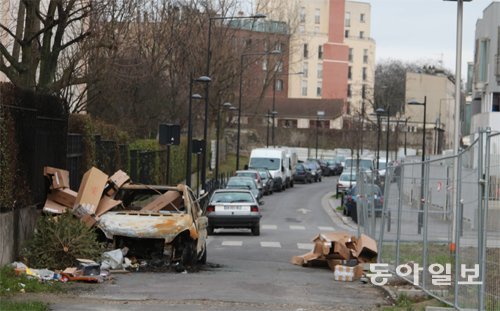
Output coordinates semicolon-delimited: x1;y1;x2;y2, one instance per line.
226;176;263;203
206;189;262;235
336;171;357;195
98;184;208;265
255;168;274;195
304;160;322;182
327;160;343;176
343;184;383;223
235;170;263;192
294;163;313;183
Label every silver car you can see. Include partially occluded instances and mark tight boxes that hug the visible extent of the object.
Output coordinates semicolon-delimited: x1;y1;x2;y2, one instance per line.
206;189;262;236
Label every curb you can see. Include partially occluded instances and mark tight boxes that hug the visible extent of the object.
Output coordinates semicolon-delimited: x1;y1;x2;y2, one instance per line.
321;191;357;232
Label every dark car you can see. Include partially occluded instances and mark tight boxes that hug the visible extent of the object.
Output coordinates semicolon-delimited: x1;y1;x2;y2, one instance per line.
343;184;383;223
305;161;322;182
294;163;313;183
327;160;343;176
255;168;274;195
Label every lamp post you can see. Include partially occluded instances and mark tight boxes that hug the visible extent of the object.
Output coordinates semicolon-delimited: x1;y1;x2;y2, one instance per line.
408;96;427;235
186;75;211;188
376;113;381;170
214;102;232;186
203;13;266;191
272;71;303;147
315;111;325;159
266;110;277;148
404;117;411;156
376;107;390;167
236;50;281;171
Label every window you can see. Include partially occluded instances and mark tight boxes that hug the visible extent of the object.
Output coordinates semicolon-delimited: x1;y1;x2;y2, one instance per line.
315;9;320;24
362;85;366;99
345;12;351;27
303;62;309;78
347;84;352;98
276;61;283;72
478;39;489;82
317;63;323;79
360;13;365;23
303;44;309;58
262;59;268;71
348;66;352;80
300;7;306;23
348;48;353;62
360;31;364;38
362;67;367;81
301;80;308;96
363;49;368;64
275;79;284;92
318;45;323;59
345;30;349;38
316;82;322;97
275;42;283;52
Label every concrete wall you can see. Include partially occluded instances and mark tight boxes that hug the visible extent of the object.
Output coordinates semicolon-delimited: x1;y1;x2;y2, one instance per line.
0;206;40;265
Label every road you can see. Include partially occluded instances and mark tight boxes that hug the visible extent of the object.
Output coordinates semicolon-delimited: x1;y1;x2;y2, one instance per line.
49;176;388;311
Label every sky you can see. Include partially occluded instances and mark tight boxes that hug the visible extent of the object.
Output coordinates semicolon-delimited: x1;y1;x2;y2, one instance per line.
366;0;498;78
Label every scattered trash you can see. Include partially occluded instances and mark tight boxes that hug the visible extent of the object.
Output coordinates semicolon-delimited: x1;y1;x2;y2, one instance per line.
101;248;129;270
291;231;378;282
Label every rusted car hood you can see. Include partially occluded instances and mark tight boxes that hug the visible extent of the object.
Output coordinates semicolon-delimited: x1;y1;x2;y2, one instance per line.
98;211;194;242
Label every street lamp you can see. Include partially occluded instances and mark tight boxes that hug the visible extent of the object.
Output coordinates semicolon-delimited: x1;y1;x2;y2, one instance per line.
214;102;232;186
186;75;211;188
376;107;390;168
408;96;427;235
236;50;281;171
315;111;325;159
266;110;277;148
203;13;267;191
404;117;411;156
272;71;303;147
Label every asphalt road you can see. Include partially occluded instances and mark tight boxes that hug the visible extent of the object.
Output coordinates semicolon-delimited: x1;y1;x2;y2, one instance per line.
49;176;388;311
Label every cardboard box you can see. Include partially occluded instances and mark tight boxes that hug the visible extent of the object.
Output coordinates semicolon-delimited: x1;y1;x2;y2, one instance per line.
108;170;130;189
44;166;70;189
43;199;67;214
141;191;182;212
73;167;108;218
47;188;77;208
95;196;122;217
313;232;352;260
355;234;378;263
80;214;97;227
333;264;364;282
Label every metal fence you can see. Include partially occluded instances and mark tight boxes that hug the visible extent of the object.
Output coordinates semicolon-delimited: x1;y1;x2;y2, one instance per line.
356;128;499;311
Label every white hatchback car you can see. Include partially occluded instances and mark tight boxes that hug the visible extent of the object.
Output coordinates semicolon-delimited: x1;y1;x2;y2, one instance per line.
336;172;357;195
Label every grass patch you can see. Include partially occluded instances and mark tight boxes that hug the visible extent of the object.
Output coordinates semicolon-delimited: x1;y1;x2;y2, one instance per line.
0;265;62;296
207;153;249;180
0;300;48;311
380;294;448;311
381;242;453;266
336;206;343;211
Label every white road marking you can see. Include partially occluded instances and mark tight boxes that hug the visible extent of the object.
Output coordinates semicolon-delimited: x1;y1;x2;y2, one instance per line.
318;226;335;231
260;241;281;248
289;225;306;230
221;241;243;246
297;208;311;214
297;243;314;250
262;224;278;230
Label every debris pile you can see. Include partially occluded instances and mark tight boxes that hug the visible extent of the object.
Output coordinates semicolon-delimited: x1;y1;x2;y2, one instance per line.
291;232;378;282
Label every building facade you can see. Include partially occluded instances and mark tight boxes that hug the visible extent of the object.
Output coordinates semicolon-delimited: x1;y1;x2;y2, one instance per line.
470;2;500;133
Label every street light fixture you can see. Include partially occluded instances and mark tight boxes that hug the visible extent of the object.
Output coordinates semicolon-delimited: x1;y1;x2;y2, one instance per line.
186;75;211;188
408;96;427;235
236;49;281;171
376;107;390;169
202;13;267;191
272;71;304;147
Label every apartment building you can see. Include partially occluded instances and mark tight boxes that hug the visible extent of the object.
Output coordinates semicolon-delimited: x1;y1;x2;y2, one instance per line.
344;1;375;115
470;2;500;133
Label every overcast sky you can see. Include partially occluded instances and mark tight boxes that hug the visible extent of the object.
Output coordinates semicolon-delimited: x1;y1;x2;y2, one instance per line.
365;0;498;78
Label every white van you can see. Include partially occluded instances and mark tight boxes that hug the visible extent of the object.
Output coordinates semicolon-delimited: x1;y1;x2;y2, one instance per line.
277;147;298;188
248;148;287;191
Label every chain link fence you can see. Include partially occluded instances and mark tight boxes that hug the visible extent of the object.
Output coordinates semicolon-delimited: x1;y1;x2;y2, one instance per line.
355;129;499;310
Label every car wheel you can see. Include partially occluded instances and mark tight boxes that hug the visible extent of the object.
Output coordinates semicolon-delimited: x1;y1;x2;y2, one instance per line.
181;240;197;266
251;225;260;236
207;225;214;235
197;241;207;264
351;205;358;223
342;206;347;215
319;177;322;182
290;180;294;188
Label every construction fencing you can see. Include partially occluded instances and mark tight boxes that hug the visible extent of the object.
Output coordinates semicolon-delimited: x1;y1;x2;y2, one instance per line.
356;129;499;311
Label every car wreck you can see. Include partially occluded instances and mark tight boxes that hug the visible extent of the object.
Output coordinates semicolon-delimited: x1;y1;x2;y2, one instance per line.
42;167;208;267
98;184;208;265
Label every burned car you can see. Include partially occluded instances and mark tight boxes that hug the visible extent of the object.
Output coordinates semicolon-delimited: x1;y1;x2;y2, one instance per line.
97;184;208;265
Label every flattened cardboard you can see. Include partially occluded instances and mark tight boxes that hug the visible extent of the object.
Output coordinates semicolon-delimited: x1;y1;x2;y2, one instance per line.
73;167;108;217
43;199;67;214
80;214;97;228
141;190;182;212
47;188;77;208
95;196;122;217
44;166;70;189
313;232;352;260
327;259;344;271
333;264;363;282
355;234;378;263
291;255;306;266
